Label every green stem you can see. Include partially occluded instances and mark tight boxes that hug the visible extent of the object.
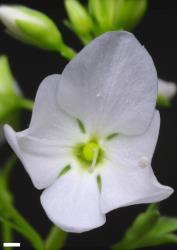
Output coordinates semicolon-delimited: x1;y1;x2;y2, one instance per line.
1;222;13;250
45;225;67;250
80;33;93;45
0;155;17;205
20;98;34;111
0;156;44;250
3;155;17;182
1;202;44;250
58;43;76;60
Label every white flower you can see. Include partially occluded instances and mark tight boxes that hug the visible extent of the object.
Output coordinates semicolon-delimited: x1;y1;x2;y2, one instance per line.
158;79;177;100
4;31;173;233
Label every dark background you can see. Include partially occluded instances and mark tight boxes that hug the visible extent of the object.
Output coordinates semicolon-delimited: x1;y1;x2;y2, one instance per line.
0;0;177;249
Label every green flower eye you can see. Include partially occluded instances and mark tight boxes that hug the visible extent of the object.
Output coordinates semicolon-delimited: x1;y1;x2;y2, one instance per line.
72;139;105;170
82;142;99;162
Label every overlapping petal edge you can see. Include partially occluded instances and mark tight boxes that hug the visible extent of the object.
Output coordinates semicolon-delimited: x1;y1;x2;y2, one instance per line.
4;31;173;233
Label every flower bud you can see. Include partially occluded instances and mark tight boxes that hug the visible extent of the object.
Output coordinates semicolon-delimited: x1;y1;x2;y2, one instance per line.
0;55;21;112
0;5;63;52
0;56;33;143
88;0;147;33
114;0;147;31
157;79;177;108
0;55;22;142
65;0;94;44
88;0;118;32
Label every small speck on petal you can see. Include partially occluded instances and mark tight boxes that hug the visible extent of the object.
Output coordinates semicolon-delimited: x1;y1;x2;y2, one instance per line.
139;156;149;168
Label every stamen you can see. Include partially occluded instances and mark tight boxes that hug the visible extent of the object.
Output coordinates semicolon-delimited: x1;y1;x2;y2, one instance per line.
89;147;99;173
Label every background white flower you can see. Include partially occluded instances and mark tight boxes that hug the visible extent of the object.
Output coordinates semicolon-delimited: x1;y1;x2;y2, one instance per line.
4;31;173;233
158;79;177;100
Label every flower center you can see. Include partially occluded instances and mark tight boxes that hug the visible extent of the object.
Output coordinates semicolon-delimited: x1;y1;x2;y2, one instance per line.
72;139;105;171
82;142;99;162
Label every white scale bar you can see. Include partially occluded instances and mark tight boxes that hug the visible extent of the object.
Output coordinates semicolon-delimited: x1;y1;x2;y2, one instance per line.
3;243;20;247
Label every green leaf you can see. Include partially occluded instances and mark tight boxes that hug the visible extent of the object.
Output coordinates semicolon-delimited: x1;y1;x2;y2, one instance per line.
138;216;177;248
141;234;177;247
0;216;29;241
1;222;13;250
151;216;177;235
0;201;44;250
112;204;160;250
112;204;177;250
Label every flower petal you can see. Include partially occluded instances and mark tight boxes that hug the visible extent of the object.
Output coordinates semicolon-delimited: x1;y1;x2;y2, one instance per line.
41;169;106;233
100;111;173;213
108;110;160;168
100;163;173;214
4;125;70;189
58;31;157;136
4;74;83;189
28;74;82;144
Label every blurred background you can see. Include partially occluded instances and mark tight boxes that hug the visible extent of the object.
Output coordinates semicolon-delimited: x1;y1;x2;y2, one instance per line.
0;0;177;249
